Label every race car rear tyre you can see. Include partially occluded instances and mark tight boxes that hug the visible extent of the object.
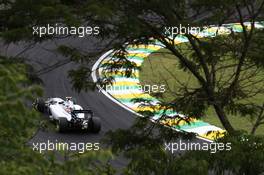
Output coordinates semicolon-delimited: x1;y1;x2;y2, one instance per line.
35;98;46;113
89;117;101;133
56;118;68;132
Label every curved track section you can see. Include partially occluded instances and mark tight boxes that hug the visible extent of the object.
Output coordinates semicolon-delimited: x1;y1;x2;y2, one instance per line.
93;22;264;141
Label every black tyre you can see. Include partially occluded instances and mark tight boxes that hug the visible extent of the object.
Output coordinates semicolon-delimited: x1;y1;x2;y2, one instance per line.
35;98;46;113
55;118;68;132
89;117;101;133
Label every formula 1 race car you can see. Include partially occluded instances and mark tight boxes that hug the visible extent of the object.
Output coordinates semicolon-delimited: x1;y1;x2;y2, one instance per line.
33;97;101;133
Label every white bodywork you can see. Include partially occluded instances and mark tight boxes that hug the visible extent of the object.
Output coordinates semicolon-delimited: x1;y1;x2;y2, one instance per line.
47;97;84;121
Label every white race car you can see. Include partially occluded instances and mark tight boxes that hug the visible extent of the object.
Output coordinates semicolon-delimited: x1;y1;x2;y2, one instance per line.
33;97;101;133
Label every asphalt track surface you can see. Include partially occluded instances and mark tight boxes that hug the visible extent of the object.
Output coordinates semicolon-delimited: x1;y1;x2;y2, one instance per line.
1;38;136;167
2;36;207;168
31;63;135;142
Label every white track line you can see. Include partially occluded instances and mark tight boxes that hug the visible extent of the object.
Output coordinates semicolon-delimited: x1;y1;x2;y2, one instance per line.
91;49;213;143
91;50;142;117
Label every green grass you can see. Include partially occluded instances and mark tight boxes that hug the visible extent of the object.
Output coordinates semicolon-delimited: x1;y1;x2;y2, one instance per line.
139;48;264;136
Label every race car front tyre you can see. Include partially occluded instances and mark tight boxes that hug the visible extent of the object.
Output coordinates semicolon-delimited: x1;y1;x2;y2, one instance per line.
56;118;68;132
89;117;101;133
35;98;46;113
